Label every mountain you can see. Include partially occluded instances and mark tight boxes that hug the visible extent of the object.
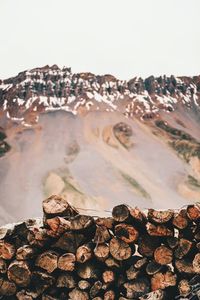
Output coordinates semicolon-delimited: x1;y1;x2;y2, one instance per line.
0;65;200;225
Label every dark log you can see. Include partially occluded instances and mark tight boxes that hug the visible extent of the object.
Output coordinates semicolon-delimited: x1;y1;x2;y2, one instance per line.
154;245;173;265
174;238;193;259
53;231;86;253
0;240;15;260
109;237;132;261
123;278;150;298
138;235;160;257
151;271;177;290
70;215;94;231
167;236;179;249
16;245;37;260
94;243;109;262
0;258;7;274
8;260;31;287
146;261;162;275
31;271;55;295
115;223;138;243
0;278;17;296
148;209;174;224
186;204;200;221
43;195;78;219
35;251;58;273
112;204;130;222
76;243;93;263
172;209;189;230
58;253;76;271
68;288;89;300
146;222;173;237
102;270;115;283
89;281;102;298
93;225;111;244
57;272;76;288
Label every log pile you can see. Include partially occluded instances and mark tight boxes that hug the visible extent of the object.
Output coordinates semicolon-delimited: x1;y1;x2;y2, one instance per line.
0;196;199;299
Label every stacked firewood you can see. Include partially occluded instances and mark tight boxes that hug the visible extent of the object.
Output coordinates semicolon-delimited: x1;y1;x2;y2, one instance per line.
0;196;199;299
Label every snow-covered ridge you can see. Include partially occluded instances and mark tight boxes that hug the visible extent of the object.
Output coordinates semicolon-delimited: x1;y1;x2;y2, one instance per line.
0;65;199;123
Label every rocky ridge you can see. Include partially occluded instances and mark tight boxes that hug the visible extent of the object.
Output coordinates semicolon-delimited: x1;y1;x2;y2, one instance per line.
0;65;200;126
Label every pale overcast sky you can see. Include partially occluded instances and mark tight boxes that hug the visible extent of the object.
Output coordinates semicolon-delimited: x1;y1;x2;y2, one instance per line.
0;0;200;80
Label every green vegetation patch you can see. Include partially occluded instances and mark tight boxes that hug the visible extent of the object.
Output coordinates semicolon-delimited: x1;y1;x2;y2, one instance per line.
120;171;151;199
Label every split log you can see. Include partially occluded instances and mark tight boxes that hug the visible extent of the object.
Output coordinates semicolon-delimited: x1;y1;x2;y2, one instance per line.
102;270;115;283
193;253;200;273
57;272;76;288
148;209;174;224
76;243;93;263
0;278;17;296
16;289;34;300
139;289;165;300
186;204;200;221
35;251;58;273
45;216;71;236
8;260;31;287
134;257;148;269
175;259;194;274
115;223;138;243
96;217;114;229
70;215;94;231
123;278;150;299
154;245;173;265
94;243;110;262
58;253;76;271
105;256;120;268
151;271;177;290
146;222;173;237
0;240;15;259
172;209;189;230
126;265;140;280
43;195;78;219
109;237;132;261
178;279;191;297
16;245;37;260
174;238;193;259
68;288;89;300
104;290;115;300
27;227;49;248
78;280;91;290
77;262;99;280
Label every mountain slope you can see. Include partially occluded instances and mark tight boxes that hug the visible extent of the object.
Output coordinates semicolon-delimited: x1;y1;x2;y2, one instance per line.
0;66;200;225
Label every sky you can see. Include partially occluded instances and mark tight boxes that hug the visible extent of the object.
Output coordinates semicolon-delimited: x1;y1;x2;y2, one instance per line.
0;0;200;80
